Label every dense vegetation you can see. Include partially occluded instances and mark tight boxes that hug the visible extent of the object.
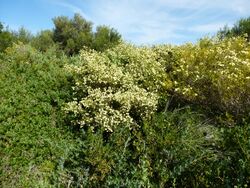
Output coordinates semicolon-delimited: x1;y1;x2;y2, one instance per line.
1;15;250;187
0;13;121;55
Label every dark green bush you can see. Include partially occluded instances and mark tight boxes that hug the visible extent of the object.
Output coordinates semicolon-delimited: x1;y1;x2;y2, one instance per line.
59;108;226;187
0;43;76;187
219;123;250;186
0;22;17;53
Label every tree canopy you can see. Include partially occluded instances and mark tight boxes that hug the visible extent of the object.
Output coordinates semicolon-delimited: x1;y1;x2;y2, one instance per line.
0;22;16;53
52;13;121;55
218;17;250;40
0;13;121;55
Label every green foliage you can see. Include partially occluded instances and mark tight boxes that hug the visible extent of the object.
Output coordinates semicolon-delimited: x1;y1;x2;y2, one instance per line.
142;110;220;187
92;25;121;51
0;43;76;187
61;37;250;187
31;30;56;52
53;13;121;55
59;108;224;187
14;26;33;43
0;22;3;31
60;109;250;187
1;14;121;56
218;17;250;40
53;13;93;55
1;16;250;188
0;22;16;53
219;123;250;186
143;111;250;187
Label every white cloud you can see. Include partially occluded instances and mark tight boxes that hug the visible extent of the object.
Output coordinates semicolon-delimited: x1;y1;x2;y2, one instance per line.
188;23;225;33
51;0;250;44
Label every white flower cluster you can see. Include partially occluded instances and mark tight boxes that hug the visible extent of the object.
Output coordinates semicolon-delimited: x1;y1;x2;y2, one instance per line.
64;44;165;132
105;43;170;92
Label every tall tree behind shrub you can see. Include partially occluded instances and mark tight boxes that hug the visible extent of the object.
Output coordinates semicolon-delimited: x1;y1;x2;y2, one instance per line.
52;13;121;55
92;25;121;51
0;22;16;53
14;26;33;43
218;17;250;40
31;30;56;52
53;13;93;55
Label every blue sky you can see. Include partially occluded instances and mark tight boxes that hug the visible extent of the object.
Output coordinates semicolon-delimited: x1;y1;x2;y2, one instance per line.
0;0;250;45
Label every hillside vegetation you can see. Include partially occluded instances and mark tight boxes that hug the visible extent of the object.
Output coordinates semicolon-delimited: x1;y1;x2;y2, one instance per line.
0;15;250;187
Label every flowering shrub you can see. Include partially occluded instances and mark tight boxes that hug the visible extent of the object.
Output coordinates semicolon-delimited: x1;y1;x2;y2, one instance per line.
105;43;172;93
64;43;169;131
168;37;250;120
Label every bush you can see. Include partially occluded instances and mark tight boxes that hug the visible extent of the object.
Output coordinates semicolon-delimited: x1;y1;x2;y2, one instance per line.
60;108;223;187
0;43;76;187
64;43;170;132
219;123;250;186
166;37;250;121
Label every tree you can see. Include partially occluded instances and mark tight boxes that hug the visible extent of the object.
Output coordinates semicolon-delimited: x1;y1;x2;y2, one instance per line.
218;17;250;40
52;13;121;55
0;22;16;53
31;30;55;52
0;22;3;32
14;26;33;43
92;25;121;51
53;13;93;55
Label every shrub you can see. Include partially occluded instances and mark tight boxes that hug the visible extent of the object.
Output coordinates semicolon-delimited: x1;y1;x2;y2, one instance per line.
167;37;250;121
219;122;250;186
64;43;170;132
0;43;76;187
60;108;222;187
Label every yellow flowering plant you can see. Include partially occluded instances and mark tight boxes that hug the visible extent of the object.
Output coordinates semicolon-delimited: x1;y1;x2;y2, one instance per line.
169;36;250;120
